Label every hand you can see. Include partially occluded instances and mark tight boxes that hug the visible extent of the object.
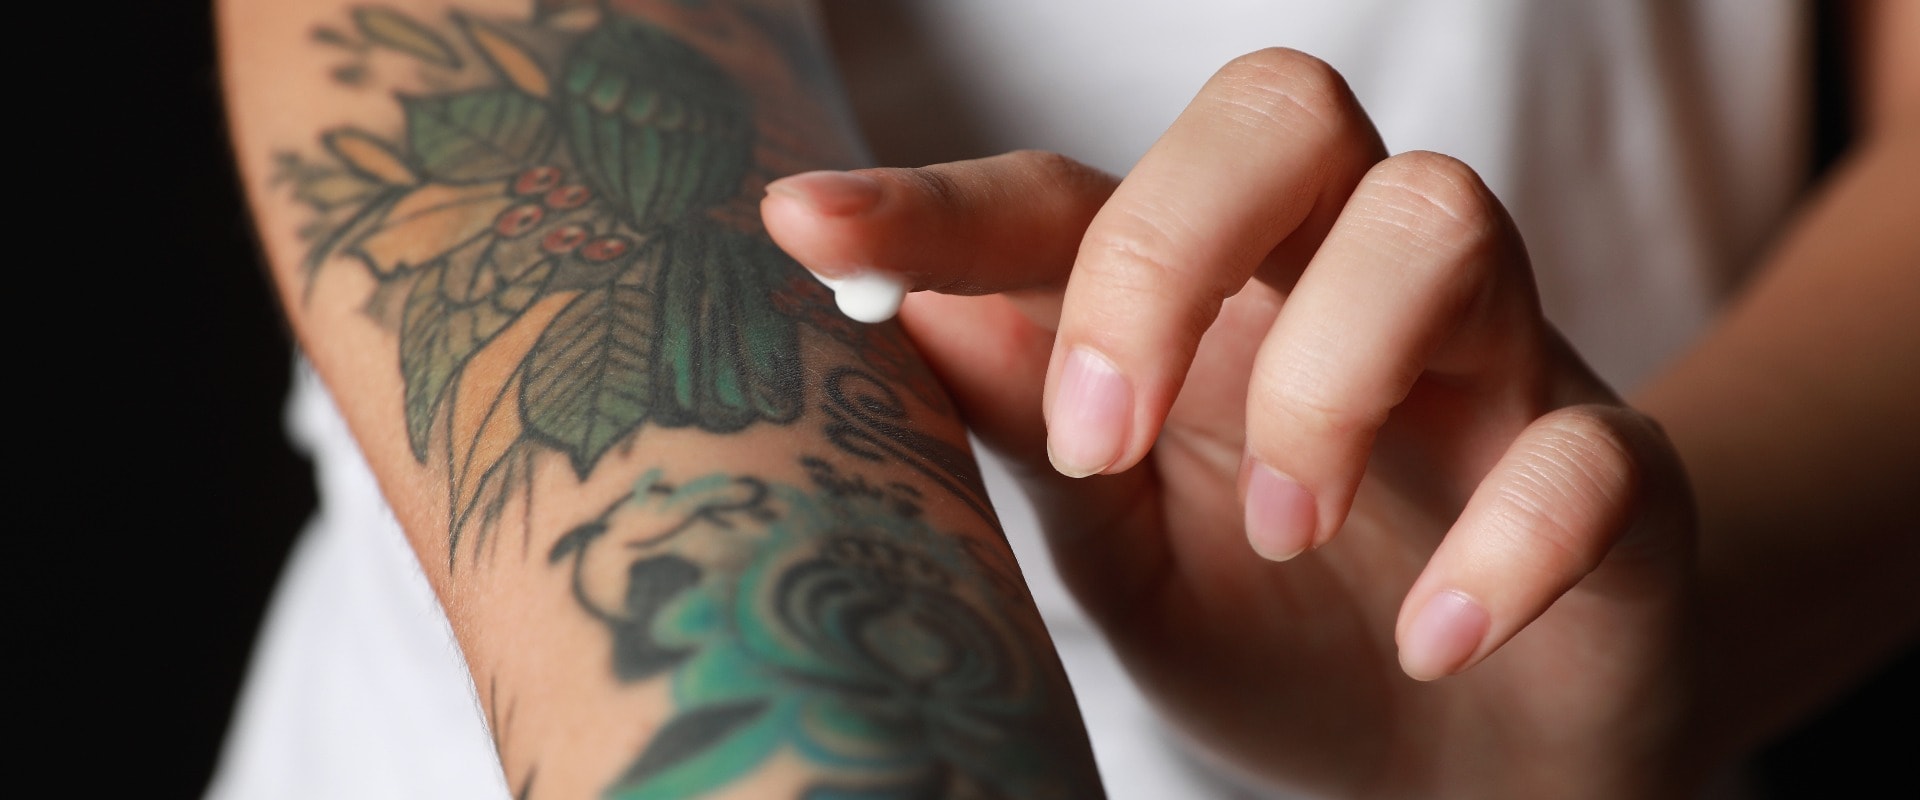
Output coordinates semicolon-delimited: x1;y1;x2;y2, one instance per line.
764;49;1701;798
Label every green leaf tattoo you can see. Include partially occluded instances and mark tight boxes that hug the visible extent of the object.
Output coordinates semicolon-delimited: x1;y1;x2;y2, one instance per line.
406;89;558;182
400;244;555;458
560;16;755;229
280;5;820;552
354;6;462;68
648;224;803;432
521;284;658;474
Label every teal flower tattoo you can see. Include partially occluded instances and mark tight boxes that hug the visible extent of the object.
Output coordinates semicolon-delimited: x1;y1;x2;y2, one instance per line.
550;468;1093;799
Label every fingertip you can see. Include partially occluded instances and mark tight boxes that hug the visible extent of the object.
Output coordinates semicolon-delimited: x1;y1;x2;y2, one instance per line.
762;171;895;287
763;170;883;216
1398;589;1490;681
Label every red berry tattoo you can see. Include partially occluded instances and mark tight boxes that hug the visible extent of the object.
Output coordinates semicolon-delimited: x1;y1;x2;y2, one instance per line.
542;224;590;254
544;185;591;210
494;204;545;238
579;235;632;263
513;165;563;196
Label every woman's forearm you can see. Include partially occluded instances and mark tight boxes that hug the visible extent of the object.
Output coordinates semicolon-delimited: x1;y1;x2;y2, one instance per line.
219;1;1101;796
1634;129;1920;764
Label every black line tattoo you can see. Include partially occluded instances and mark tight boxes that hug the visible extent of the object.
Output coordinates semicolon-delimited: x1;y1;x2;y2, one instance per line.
823;368;998;530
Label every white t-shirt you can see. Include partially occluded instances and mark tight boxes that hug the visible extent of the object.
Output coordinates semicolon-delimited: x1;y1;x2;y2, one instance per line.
208;2;1806;797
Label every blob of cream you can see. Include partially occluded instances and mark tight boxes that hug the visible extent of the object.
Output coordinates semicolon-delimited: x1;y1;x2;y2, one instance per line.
812;271;908;324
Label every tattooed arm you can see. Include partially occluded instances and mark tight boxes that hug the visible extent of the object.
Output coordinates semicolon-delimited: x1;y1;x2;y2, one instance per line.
220;1;1102;796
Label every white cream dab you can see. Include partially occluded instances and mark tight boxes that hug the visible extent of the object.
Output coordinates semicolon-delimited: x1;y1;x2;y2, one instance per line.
814;271;908;324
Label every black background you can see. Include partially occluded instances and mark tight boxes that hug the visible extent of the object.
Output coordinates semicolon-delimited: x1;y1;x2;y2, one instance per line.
85;1;1914;797
102;3;319;795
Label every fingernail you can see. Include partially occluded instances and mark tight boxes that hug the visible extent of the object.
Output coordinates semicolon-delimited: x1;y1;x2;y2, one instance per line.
1400;590;1490;681
764;170;882;216
1244;462;1316;561
1047;347;1131;478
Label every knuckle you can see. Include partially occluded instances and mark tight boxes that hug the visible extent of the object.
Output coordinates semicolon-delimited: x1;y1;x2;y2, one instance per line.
1087;213;1188;287
1488;476;1599;575
1493;406;1642;567
1539;406;1642;485
1259;362;1388;443
1359;152;1502;262
1006;149;1084;182
1212;48;1357;138
906;164;969;212
1083;232;1227;342
1085;199;1201;283
1551;404;1696;540
1006;149;1116;206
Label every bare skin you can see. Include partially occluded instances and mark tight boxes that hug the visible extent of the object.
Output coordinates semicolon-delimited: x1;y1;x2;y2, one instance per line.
760;3;1920;795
